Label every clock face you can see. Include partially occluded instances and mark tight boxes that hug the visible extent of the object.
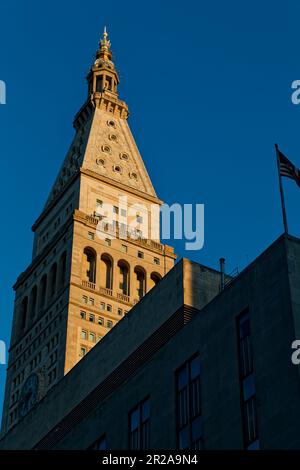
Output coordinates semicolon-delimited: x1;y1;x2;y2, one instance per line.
19;373;39;418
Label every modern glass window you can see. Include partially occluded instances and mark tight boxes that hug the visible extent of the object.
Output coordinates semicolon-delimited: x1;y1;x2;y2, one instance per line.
237;311;259;450
129;397;150;450
89;434;107;450
176;355;203;450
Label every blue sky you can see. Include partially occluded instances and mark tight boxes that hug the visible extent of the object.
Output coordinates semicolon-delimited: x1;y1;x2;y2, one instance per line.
0;0;299;423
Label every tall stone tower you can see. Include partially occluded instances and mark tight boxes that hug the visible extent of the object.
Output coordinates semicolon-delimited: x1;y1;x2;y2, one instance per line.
1;29;176;435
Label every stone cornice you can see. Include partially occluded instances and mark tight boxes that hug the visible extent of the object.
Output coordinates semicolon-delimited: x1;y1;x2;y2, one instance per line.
80;168;164;205
31;165;163;234
73;91;129;131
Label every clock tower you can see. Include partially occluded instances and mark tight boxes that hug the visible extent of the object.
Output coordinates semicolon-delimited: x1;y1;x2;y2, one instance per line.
1;28;176;435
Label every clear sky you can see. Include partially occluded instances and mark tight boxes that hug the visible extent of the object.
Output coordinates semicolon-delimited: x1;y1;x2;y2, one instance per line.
0;0;299;424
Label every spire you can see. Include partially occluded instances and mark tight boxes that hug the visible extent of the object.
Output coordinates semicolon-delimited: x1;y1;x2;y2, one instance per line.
94;26;114;69
101;26;110;49
74;27;129;126
85;26;120;102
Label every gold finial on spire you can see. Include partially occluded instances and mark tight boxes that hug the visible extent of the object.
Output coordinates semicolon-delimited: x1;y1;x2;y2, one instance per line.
93;26;113;67
88;26;121;101
100;26;111;50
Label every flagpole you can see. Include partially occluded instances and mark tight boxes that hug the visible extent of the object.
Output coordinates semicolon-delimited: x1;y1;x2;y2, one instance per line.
275;143;289;234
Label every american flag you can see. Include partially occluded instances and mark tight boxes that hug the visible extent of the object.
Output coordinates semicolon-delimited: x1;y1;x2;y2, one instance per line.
277;149;300;187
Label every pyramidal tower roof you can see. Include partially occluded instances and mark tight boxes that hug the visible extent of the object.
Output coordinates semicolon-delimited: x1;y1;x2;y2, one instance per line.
44;28;158;210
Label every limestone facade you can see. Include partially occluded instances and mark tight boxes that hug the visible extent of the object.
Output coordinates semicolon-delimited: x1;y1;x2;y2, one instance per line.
1;29;176;435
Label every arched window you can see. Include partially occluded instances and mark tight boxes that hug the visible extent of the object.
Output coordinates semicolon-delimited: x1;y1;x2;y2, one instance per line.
150;272;162;290
100;254;113;290
96;76;103;92
49;263;57;299
29;285;38;319
20;297;28;330
134;266;146;300
39;274;47;311
105;76;112;91
58;251;67;287
83;248;96;284
118;260;130;296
